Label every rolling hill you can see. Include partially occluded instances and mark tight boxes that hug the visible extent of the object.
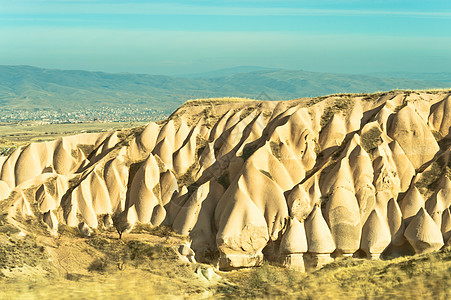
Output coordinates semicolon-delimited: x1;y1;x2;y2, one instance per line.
1;65;450;115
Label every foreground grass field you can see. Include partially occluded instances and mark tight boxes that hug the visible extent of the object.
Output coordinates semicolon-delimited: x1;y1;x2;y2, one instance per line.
0;224;449;300
221;248;450;299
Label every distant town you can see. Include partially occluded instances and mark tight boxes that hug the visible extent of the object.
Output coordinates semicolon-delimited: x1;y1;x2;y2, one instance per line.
0;105;169;124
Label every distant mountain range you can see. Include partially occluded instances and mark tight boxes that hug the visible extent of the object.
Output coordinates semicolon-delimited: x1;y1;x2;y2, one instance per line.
1;65;450;114
367;72;451;82
176;66;278;78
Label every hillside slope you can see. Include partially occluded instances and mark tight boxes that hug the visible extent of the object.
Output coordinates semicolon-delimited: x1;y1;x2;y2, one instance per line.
1;65;450;114
1;89;451;261
0;90;450;298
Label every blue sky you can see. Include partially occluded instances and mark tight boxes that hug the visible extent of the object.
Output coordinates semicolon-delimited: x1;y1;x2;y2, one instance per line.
0;0;450;74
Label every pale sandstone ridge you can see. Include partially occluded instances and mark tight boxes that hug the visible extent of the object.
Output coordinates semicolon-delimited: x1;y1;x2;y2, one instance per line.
387;104;439;169
1;90;450;271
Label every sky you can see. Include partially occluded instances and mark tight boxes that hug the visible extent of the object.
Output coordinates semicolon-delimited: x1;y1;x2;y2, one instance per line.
0;0;450;75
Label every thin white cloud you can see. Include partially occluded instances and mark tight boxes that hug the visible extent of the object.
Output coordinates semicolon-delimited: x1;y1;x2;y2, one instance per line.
1;1;450;18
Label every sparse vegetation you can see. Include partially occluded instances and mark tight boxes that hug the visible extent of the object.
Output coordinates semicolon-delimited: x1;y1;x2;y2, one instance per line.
196;135;208;157
131;224;186;239
320;195;330;209
238;106;255;121
177;162;199;188
219;248;451;299
394;101;408;113
313;139;321;154
1;226;450;299
0;146;17;157
152;183;161;201
361;91;386;102
415;162;444;194
262;111;273;122
446;166;451;180
201;106;219;129
306;95;328;107
58;224;81;238
44;178;57;197
0;122;146;155
88;258;108;273
77;144;96;158
269;141;282;160
320;96;352;127
183;97;256;108
126;240;178;262
0;233;48;272
361;126;383;152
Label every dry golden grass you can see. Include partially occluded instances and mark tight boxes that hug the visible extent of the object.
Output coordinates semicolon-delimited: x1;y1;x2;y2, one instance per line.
219;247;451;299
1;221;449;300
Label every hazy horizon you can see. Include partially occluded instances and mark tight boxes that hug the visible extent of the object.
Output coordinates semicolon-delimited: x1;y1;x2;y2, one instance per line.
1;0;450;75
3;64;451;79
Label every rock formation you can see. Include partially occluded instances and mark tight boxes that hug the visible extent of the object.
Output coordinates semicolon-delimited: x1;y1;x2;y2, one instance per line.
280;217;308;271
0;90;450;271
304;205;336;268
404;208;444;254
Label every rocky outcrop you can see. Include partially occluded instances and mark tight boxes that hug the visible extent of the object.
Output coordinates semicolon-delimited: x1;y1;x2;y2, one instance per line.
304;205;335;269
0;90;450;271
387;104;439;169
280;217;308;271
360;209;391;259
404;208;444;254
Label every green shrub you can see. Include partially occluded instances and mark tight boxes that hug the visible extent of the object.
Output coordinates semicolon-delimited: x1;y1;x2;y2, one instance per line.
88;258;108;273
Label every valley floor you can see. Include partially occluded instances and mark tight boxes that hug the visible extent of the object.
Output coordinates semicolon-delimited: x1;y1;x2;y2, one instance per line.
0;121;146;155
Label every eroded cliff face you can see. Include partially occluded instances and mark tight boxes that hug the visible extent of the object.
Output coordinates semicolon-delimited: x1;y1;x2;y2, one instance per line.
1;91;450;270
